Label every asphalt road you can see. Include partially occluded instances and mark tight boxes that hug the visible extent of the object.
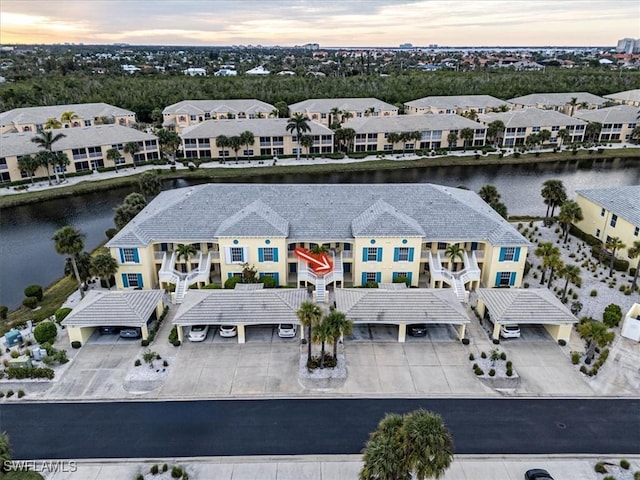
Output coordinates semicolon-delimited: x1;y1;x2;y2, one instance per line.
1;398;638;459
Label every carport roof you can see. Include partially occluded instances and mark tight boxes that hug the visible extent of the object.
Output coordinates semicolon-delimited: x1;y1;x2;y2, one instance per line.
173;288;308;326
476;288;577;325
61;290;164;327
334;288;470;325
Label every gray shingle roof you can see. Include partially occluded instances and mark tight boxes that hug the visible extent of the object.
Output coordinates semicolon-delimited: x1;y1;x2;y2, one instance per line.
172;289;308;326
289;98;397;114
61;290;164;327
604;89;640;104
162;99;275;115
181;118;333;138
476;288;576;325
404;95;509;110
0;125;157;158
478;109;586;128
576;186;640;227
106;184;528;248
573;104;638;124
507;92;607;107
0;103;135;127
216;200;289;237
343;114;483;133
352;199;425;237
335;288;470;325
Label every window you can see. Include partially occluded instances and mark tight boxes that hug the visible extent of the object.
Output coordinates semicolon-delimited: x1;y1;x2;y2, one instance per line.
610;214;617;228
231;247;244;263
258;247;278;262
634;227;639;237
123;273;143;288
365;272;379;283
242;149;254;156
595;229;601;238
120;248;138;263
84;120;91;127
363;247;381;262
600;208;605;217
495;272;515;287
437;242;447;250
606;235;612;244
394;247;414;262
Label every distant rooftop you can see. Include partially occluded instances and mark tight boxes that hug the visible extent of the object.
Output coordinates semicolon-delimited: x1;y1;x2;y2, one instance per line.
404;95;509;110
289;98;397;114
162;99;275;115
604;89;640;104
0;102;135;127
507;92;607;107
478;109;586;128
576;185;640;227
180;118;333;138
344;113;485;133
574;104;638;124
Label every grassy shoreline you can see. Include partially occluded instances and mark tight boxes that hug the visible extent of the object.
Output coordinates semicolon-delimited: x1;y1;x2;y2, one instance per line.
1;148;638;209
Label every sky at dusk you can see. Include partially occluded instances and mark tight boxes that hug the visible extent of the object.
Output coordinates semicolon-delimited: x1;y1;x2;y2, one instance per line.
0;0;638;47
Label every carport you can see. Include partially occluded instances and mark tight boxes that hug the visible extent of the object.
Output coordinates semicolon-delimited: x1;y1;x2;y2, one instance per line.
172;288;308;344
475;288;577;342
334;287;470;342
61;289;165;346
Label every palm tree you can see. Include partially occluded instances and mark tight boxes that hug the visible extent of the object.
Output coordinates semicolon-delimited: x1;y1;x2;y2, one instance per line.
0;432;11;471
114;192;147;229
627;241;640;291
585;122;602;143
297;301;322;364
399;132;412;155
540;179;567;219
216;135;230;162
535;242;559;285
52;226;86;299
329;107;342;128
559;264;581;302
630;126;640;144
546;253;564;289
525;133;539;150
605;236;626;277
138;171;162;200
286;113;311;161
444;244;464;266
229;135;242;162
44;117;62;129
557;200;583;243
478;184;500;204
410;131;423;151
486;120;505;146
312;318;332;368
387;132;401;153
568;97;579;117
60;110;79;126
90;251;119;289
176;243;198;270
33;151;54;185
52;151;70;180
300;135;314;159
324;310;353;360
106;147;122;172
446;132;458;150
538;129;551;147
31;129;66;185
240;130;255;158
123;141;141;166
577;319;614;363
365;106;375;117
342;111;354;123
360;413;407;480
17;154;39;184
459;127;475;151
556;129;570;149
156;128;180;160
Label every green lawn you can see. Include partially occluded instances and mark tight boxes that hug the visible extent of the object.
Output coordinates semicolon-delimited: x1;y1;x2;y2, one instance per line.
1;471;45;480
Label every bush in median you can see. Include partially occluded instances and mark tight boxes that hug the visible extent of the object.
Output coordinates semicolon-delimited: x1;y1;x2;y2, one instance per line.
6;367;55;380
34;321;58;344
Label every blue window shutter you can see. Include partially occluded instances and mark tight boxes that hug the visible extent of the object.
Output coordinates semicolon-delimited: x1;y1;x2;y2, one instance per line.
273;248;279;262
258;248;264;262
376;272;381;283
392;272;398;281
499;248;505;262
408;248;414;262
407;272;413;284
136;274;143;287
122;274;129;288
361;272;367;285
393;248;399;262
119;249;125;263
362;248;368;262
376;248;382;262
510;272;516;286
514;247;520;262
274;273;279;285
495;272;501;287
227;273;233;279
133;249;139;263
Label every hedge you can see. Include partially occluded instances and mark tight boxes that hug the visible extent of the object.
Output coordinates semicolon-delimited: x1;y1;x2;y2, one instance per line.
591;245;630;271
22;296;39;309
54;307;73;324
6;366;55;380
24;285;43;301
568;224;601;247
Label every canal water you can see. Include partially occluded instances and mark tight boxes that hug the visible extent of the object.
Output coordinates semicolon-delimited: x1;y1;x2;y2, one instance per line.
1;158;638;309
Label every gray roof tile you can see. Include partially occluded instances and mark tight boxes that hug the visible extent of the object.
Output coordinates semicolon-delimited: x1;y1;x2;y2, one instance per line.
576;186;640;227
573;104;638;124
476;288;576;324
289;98;397;113
404;95;509;110
0;103;135;127
62;290;164;327
163;99;275;115
507;92;607;107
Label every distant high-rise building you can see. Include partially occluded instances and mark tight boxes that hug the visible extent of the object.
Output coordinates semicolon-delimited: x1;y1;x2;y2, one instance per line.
399;43;413;49
616;38;640;54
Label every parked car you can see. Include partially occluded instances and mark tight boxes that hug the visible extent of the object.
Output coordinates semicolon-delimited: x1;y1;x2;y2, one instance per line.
525;468;554;480
119;327;142;339
500;324;521;338
99;326;120;335
188;325;209;342
278;323;297;338
407;324;427;336
219;325;237;338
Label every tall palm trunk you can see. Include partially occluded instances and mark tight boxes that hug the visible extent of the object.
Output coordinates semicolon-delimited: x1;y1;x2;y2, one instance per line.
609;248;617;277
70;256;85;299
540;268;547;285
631;263;639;291
562;279;570;301
547;267;555;288
320;340;326;368
333;335;338;359
306;325;312;362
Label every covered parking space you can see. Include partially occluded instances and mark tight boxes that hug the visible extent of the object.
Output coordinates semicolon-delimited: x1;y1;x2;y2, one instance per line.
172;288;308;344
334;287;470;343
61;289;165;346
475;288;577;342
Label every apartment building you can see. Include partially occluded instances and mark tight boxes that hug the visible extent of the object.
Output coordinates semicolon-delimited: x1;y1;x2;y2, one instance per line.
289;98;398;126
0;103;137;134
507;92;607;115
574;105;638;143
604;89;640;108
404;95;510;115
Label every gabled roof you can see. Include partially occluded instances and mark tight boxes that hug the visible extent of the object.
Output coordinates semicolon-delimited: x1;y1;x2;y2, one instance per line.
604;89;640;103
162;99;275;115
478;109;586;128
404;95;509;110
573;104;638;124
0;103;135;127
172;289;308;326
335;288;470;325
180;118;333;138
507;92;607;107
352;199;425;237
476;288;577;325
577;186;640;227
343;113;483;133
62;290;164;327
216;200;289;237
289;97;398;114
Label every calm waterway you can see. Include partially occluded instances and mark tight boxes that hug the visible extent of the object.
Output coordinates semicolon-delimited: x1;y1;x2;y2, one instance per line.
1;158;638;309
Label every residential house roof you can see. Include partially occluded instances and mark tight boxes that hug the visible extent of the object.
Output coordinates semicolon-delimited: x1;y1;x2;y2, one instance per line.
476;288;577;325
604;89;640;104
343;114;484;133
289;98;398;114
0;103;135;127
478;109;587;128
180;118;333;138
162;99;275;116
573;104;639;124
106;183;529;248
404;95;509;111
576;185;640;227
507;92;607;107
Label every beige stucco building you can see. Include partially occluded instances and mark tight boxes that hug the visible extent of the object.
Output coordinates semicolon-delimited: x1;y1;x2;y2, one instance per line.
289;98;398;126
0;103;137;134
404;95;510;115
574;186;640;262
574;104;638;143
604;89;640;107
506;92;607;115
0;125;160;184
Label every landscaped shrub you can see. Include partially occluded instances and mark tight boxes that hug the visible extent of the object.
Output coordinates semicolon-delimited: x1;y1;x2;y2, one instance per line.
6;390;14;398
506;368;513;377
33;321;58;344
603;304;623;328
260;276;277;288
621;459;630;469
571;352;580;364
172;340;181;347
162;464;168;472
634;471;640;480
492;339;500;345
363;281;379;288
474;367;484;376
489;369;496;377
506;361;513;369
10;351;19;359
54;307;72;324
224;276;243;289
17;390;25;398
171;466;183;478
500;352;507;361
480;351;487;359
5;367;55;380
558;339;567;346
595;462;607;474
150;464;159;474
469;353;475;361
141;339;149;347
71;341;81;349
0;305;7;319
168;326;178;344
590;289;598;297
461;338;470;345
22;296;39;309
202;283;222;289
24;285;43;301
135;359;141;367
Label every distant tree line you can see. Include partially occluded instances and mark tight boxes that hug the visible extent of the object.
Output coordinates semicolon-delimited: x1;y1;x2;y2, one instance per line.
1;69;639;123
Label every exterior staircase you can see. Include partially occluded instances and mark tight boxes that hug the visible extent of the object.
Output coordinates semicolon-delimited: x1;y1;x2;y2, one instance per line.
158;251;212;304
428;250;481;303
297;251;343;303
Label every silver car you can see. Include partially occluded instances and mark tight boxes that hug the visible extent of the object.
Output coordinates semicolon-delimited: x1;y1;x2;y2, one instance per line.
278;323;297;338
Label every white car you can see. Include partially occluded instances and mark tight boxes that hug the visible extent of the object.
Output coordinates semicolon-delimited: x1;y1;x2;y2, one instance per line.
500;324;521;339
278;323;297;338
188;325;209;342
219;325;237;338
